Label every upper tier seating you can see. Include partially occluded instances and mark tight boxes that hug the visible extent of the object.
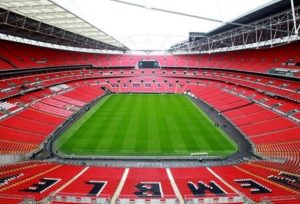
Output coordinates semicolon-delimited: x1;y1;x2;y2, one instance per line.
1;40;300;77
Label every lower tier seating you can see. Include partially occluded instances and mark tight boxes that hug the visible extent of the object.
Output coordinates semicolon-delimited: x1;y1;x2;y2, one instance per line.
119;168;176;200
0;83;106;154
0;162;298;203
184;81;299;173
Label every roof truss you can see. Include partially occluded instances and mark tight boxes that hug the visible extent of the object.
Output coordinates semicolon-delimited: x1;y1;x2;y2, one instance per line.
170;5;300;54
0;0;128;51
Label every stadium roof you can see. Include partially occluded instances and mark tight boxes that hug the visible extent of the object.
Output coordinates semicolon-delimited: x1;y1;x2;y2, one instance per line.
0;0;128;51
208;0;300;36
52;0;276;51
0;0;299;53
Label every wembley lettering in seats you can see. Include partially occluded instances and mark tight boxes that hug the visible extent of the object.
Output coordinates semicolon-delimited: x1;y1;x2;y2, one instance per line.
187;181;226;196
135;182;163;198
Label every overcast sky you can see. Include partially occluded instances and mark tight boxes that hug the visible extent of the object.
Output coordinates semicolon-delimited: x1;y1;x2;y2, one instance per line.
53;0;274;50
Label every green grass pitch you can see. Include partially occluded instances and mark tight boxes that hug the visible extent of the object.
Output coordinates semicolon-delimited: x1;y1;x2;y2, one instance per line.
56;94;238;156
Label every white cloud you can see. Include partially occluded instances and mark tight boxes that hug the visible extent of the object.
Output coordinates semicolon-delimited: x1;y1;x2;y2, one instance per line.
53;0;273;50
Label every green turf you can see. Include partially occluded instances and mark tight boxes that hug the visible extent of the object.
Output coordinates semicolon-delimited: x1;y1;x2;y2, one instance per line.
56;94;238;156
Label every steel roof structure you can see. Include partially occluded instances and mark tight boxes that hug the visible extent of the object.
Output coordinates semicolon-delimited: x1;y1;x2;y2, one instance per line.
0;0;299;54
170;0;300;54
0;0;128;52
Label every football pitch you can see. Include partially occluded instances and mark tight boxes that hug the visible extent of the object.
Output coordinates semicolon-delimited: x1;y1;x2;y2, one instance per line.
56;94;238;156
